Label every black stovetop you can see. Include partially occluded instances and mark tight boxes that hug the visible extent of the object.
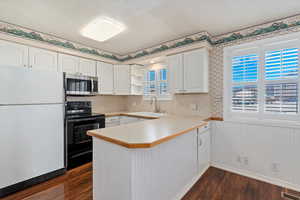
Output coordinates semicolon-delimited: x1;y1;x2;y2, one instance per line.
65;101;104;120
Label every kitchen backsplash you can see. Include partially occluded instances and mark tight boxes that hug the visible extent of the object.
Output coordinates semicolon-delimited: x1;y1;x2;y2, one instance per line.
126;94;211;117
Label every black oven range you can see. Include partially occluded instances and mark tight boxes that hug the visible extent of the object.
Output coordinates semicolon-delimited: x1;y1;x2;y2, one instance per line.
65;101;105;170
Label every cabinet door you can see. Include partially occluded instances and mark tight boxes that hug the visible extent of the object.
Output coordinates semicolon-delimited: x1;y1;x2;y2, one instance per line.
0;40;28;68
97;62;114;94
58;54;79;74
167;54;184;93
79;58;96;76
198;129;210;172
114;65;130;95
183;48;209;93
29;47;58;72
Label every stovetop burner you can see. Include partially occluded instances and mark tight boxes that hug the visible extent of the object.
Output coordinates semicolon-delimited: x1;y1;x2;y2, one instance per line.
65;101;104;119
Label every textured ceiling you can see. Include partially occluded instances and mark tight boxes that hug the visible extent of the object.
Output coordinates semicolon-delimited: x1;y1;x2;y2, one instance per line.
0;0;299;55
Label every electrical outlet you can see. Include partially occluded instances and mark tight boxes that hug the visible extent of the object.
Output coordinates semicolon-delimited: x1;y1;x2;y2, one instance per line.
243;157;249;166
237;155;242;163
190;104;197;111
196;104;201;112
271;163;280;173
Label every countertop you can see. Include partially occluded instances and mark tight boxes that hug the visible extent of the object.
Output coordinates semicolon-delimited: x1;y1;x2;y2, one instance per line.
87;114;209;149
104;112;160;119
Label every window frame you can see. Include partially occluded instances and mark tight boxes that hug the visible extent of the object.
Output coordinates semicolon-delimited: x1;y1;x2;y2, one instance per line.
143;66;172;101
224;32;300;123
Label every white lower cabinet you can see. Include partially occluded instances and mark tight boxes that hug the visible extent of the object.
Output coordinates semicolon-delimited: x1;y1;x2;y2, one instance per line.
197;126;210;172
93;124;210;200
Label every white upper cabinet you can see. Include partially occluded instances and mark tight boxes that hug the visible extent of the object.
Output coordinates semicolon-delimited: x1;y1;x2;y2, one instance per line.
97;61;114;94
58;54;79;74
183;48;209;93
79;58;96;76
130;65;144;95
114;65;131;95
0;40;28;68
167;53;184;93
168;48;209;94
28;47;58;72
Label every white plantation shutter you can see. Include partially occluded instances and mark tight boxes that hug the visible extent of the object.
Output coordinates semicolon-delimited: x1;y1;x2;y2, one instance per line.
265;48;299;80
264;47;299;115
232;54;259;82
225;34;300;121
231;54;259;113
232;85;258;112
144;70;156;96
158;68;168;95
265;83;298;114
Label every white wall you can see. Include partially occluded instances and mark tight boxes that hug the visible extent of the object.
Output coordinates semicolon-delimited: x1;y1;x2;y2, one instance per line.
211;121;300;191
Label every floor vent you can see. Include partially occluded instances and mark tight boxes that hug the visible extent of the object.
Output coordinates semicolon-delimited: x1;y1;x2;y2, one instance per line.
282;192;300;200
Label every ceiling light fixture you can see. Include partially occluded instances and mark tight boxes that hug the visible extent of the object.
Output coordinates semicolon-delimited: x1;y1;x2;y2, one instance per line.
81;16;126;42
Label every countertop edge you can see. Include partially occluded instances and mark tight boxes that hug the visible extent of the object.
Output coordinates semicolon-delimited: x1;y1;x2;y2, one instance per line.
87;121;208;149
105;113;224;121
105;112;159;119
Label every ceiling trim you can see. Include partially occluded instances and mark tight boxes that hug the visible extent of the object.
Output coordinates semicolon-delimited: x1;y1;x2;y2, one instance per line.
0;21;120;62
122;15;300;61
0;15;300;63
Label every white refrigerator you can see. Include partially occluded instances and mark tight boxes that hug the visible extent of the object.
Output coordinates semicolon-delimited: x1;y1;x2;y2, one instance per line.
0;66;65;196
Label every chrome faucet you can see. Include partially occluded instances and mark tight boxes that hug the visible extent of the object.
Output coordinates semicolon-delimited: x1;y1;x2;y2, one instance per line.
150;96;160;113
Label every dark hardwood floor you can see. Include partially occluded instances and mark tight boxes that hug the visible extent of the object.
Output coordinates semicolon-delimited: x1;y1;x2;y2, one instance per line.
1;163;299;200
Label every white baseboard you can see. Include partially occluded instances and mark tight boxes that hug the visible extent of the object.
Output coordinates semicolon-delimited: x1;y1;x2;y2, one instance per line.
174;165;210;200
211;162;300;192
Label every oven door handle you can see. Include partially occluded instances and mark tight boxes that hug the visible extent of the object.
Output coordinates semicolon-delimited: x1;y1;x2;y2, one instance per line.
67;117;103;122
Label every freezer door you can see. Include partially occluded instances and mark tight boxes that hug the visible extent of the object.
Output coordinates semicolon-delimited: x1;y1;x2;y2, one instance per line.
0;104;64;189
0;66;64;105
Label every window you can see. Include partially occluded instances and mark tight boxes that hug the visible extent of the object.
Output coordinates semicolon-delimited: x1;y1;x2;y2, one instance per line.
144;67;171;99
264;48;299;115
224;33;300;121
231;54;259;113
144;70;156;96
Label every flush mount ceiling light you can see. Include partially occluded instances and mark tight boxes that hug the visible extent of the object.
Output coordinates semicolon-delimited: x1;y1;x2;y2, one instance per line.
81;16;126;42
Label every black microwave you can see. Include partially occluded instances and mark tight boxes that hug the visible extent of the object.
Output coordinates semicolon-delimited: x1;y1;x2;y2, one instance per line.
64;74;98;96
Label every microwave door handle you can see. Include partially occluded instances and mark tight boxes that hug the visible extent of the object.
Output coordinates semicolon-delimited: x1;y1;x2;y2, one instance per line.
91;79;94;94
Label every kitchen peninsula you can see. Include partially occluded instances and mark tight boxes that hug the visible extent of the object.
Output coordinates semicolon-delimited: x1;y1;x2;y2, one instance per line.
88;114;210;200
